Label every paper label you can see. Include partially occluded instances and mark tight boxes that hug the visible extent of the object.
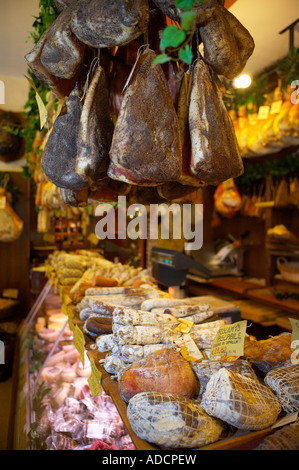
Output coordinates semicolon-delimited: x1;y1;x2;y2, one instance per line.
248;114;258;126
43;233;55;243
222;178;234;190
272;412;298;429
270;100;282;115
87;233;99;246
175;318;194;334
2;288;18;299
88;356;102;396
0;196;6;209
289;317;299;364
73;324;85;365
64;294;72;306
210;320;247;360
174;334;204;361
258;106;270;120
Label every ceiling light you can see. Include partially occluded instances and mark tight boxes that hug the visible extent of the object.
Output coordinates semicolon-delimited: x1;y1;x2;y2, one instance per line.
234;74;252;89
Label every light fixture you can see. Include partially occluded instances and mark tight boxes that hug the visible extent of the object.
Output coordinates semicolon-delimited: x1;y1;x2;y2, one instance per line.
234;74;252;89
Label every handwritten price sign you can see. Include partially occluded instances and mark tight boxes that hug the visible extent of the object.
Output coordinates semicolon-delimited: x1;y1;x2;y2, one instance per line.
210;320;247;360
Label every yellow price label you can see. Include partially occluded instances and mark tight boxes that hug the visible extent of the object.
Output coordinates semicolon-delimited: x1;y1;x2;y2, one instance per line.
73;324;85;365
210;320;247;360
64;295;72;305
175;318;194;334
88;356;102;396
87;233;99;246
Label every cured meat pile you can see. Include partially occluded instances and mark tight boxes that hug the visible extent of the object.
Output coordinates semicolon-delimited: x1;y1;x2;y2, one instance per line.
25;0;255;206
42;251;299;450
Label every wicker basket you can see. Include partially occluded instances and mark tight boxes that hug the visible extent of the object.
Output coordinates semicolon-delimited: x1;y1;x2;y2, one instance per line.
277;257;299;284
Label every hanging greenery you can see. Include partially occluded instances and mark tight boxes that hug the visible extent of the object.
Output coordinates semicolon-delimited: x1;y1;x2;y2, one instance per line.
154;0;203;68
235;150;299;187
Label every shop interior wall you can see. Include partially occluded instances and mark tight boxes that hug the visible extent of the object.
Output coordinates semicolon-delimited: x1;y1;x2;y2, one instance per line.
0;174;31;315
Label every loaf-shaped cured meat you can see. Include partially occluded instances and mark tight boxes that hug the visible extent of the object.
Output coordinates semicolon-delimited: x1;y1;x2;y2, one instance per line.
119;349;198;402
201;368;281;430
112;307;178;326
127;392;226;448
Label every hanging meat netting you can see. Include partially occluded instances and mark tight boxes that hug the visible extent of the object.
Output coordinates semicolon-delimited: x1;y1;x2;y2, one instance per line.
201;368;281;431
264;363;299;414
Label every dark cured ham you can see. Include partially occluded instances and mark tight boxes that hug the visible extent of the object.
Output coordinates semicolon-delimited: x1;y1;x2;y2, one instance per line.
25;2;87;98
76;65;114;184
42;94;89;190
189;59;243;185
198;3;254;79
71;0;149;49
108;48;182;186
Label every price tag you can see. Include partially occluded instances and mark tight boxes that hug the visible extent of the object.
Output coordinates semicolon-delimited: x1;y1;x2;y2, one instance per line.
174;334;204;362
43;233;55;243
88;356;102;396
175;318;194;334
289;318;299;364
68;309;75;331
270;100;282;115
88;233;99;246
0;196;6;209
248;114;258;126
210;320;247;360
73;324;85;365
2;288;19;299
258;105;270;120
222;178;234;190
64;294;72;305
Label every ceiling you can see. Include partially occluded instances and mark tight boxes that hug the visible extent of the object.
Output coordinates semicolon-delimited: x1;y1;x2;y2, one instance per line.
229;0;299;78
0;0;298;80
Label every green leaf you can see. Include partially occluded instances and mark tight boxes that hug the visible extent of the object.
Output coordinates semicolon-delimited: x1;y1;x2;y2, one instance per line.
180;11;197;30
160;25;186;49
175;0;194;10
178;44;193;64
153;54;171;64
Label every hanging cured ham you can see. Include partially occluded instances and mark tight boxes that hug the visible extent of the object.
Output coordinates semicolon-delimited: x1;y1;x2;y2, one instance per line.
76;65;114;185
25;2;87;98
42;93;89;190
108;48;182;186
176;71;205;187
71;0;149;49
198;2;254;79
152;1;180;21
189;59;244;185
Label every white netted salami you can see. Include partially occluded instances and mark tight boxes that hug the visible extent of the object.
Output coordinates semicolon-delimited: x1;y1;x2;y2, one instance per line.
127;392;226;448
96;334;115;352
113;325;167;345
191;320;226;349
264;363;299;414
201;368;281;430
192;359;258;398
85;287;126;296
112;307;178;326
